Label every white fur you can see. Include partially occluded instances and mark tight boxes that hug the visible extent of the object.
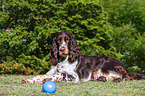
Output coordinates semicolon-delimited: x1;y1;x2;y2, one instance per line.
94;69;121;81
59;38;67;50
105;71;122;81
46;55;79;83
57;55;79;83
81;72;92;82
23;55;79;84
46;65;57;76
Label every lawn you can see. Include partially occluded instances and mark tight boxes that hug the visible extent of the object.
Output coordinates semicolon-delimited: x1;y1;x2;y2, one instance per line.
0;75;145;96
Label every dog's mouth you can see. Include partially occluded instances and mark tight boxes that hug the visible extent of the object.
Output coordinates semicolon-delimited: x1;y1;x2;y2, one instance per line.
59;50;69;57
59;51;68;55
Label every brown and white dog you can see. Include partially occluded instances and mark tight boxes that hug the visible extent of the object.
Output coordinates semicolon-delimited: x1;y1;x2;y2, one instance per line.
21;31;144;84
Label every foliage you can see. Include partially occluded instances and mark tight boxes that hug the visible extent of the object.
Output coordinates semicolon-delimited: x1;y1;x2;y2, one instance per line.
111;24;145;72
0;0;145;74
100;0;145;35
0;0;119;74
99;0;145;73
122;36;145;72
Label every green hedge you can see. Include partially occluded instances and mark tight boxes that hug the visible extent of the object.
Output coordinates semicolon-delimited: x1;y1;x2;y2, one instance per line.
0;0;120;74
0;0;145;74
100;0;145;34
100;0;145;73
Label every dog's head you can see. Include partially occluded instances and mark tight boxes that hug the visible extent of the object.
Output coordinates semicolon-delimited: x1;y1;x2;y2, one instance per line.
49;31;80;66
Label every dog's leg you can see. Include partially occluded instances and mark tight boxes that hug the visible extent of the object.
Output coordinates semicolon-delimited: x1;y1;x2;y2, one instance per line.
68;72;80;83
43;73;63;83
21;75;49;84
21;66;57;84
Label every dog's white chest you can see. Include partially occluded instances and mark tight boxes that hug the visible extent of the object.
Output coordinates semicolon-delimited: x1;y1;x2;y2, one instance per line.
57;58;78;74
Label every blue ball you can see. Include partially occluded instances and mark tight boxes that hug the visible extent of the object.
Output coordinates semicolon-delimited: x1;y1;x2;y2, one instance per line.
42;81;57;94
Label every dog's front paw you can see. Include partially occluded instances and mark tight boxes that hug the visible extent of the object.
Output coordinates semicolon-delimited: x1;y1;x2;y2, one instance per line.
21;79;27;84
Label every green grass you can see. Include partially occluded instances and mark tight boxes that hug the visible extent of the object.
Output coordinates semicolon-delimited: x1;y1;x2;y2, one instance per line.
0;75;145;96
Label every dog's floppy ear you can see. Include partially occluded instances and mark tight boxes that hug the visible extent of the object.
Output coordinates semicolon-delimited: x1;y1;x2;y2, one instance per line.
68;32;80;63
49;36;59;66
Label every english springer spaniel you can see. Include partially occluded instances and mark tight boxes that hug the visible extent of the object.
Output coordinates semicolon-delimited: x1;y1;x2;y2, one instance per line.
21;31;144;84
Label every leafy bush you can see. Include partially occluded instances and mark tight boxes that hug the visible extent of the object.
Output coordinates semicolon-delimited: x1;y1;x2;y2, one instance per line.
0;0;119;74
111;24;145;73
122;36;145;73
100;0;145;73
1;0;144;74
100;0;145;35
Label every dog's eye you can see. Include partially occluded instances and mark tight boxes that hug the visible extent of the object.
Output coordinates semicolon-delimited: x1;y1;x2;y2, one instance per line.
58;37;61;42
65;37;68;40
